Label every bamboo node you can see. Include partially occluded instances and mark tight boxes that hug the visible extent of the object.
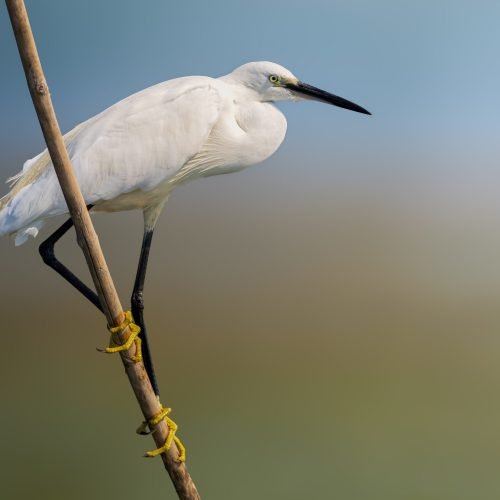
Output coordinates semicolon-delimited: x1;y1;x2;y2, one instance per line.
28;67;48;95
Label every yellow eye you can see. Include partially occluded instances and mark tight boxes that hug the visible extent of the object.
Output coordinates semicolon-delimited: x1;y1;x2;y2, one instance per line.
269;74;280;84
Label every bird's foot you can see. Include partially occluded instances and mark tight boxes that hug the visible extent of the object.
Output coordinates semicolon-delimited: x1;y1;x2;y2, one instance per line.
137;405;186;462
97;310;142;362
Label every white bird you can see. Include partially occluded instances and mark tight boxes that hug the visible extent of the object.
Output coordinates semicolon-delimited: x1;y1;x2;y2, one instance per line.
0;61;370;394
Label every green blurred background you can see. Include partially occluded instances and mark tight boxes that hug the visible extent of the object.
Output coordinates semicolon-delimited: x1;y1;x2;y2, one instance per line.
2;1;500;498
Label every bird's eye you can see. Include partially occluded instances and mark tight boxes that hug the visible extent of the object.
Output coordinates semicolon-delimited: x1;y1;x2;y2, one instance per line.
269;74;280;84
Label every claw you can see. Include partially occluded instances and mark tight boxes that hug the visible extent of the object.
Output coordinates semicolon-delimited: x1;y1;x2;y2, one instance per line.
142;406;186;462
136;420;160;436
100;312;186;462
97;310;142;362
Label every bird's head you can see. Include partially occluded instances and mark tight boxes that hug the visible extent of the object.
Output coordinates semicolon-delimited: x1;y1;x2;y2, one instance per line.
224;61;371;115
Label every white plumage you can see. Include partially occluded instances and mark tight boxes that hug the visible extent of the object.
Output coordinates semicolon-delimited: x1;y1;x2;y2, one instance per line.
0;60;370;396
0;61;369;245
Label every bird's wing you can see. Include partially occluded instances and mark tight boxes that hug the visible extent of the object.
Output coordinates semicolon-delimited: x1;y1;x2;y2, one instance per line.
1;120;90;206
68;78;225;202
2;77;225;211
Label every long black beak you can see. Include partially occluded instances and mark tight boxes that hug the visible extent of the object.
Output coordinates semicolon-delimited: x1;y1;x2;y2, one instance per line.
286;81;371;115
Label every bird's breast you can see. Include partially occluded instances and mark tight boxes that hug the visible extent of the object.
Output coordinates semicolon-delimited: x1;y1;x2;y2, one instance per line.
231;101;287;166
198;101;287;175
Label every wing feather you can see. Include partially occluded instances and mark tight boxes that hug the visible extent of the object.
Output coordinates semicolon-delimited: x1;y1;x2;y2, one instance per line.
71;79;224;201
0;77;225;236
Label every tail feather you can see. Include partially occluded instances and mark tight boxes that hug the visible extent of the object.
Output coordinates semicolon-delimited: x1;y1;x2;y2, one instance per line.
1;118;92;245
0;182;52;245
0;202;47;246
1;149;51;208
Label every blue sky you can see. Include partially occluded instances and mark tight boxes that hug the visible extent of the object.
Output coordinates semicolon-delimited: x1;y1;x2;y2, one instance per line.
1;0;499;175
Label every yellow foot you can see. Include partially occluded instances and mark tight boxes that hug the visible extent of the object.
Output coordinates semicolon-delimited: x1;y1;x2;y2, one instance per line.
97;310;142;362
138;406;186;462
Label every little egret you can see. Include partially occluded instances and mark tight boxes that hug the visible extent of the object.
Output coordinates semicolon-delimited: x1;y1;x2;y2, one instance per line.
0;61;370;395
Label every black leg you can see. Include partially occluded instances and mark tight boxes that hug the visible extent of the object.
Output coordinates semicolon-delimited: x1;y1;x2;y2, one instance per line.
38;206;102;311
39;209;161;396
131;229;161;396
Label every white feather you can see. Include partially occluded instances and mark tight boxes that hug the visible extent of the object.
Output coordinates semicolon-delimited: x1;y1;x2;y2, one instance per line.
0;61;317;243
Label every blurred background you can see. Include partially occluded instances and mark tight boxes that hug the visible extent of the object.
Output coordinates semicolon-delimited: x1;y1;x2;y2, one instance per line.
1;0;500;498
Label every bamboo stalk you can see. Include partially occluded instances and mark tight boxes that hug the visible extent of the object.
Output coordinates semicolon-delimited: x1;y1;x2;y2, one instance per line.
5;1;200;498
